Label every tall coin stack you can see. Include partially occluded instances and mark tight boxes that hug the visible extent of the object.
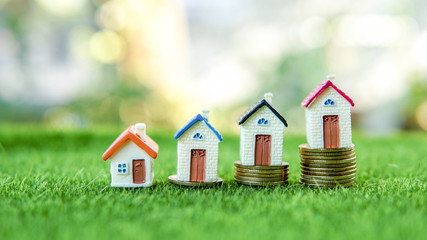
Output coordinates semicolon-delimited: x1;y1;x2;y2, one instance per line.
299;144;356;187
234;161;289;186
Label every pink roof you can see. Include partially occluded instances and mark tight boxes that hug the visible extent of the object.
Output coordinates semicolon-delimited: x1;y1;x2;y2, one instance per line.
102;125;159;160
301;80;354;108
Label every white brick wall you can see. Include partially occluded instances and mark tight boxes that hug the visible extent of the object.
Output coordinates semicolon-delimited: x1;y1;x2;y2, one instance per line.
177;121;220;182
239;106;285;166
305;87;353;149
109;141;154;187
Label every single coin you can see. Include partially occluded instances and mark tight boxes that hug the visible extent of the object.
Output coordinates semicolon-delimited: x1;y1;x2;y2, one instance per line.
300;176;356;184
301;161;356;169
301;173;356;181
299;180;355;187
234;168;287;174
300;155;356;161
234;161;289;170
300;157;356;164
168;175;223;187
300;153;356;160
299;181;355;188
235;179;286;186
299;144;355;153
235;171;288;178
234;175;287;182
301;169;356;176
300;150;355;156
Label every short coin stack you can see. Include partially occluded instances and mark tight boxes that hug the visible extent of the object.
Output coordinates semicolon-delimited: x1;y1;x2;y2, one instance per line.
234;161;289;186
299;144;356;187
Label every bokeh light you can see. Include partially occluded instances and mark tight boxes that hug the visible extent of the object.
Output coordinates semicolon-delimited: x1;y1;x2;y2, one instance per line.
89;30;126;64
96;0;130;30
335;14;414;47
413;32;427;68
415;101;427;131
36;0;87;16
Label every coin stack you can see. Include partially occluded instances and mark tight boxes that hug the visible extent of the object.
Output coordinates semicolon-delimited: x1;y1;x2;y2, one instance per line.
299;144;356;187
234;161;289;186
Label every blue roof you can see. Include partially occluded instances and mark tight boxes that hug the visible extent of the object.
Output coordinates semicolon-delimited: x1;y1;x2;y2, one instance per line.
174;114;223;141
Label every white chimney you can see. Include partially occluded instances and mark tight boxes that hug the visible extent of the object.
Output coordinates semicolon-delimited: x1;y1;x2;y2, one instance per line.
327;74;336;81
201;109;210;120
264;93;273;104
135;123;146;140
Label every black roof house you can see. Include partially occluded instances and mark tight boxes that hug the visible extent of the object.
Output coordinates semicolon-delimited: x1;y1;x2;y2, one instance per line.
238;99;288;126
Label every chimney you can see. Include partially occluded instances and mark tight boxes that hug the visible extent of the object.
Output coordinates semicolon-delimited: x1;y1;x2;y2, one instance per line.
264;93;273;104
135;123;146;140
201;109;210;121
327;74;336;81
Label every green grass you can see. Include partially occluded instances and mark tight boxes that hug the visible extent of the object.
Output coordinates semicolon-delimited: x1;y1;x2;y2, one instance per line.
0;124;426;240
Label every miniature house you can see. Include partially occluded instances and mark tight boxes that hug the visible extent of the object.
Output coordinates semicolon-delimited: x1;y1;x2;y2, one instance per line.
238;93;288;166
102;123;159;187
174;110;223;182
301;75;355;149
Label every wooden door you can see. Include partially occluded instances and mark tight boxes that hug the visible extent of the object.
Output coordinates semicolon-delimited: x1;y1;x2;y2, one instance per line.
190;149;206;182
254;135;272;166
133;159;146;184
323;115;340;148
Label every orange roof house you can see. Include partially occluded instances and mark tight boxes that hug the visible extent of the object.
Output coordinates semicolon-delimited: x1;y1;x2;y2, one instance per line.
102;123;159;188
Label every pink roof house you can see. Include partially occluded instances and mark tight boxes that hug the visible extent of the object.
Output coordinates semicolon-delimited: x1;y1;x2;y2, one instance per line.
302;75;354;149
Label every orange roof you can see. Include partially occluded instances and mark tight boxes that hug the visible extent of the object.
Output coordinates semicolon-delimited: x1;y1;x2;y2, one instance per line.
102;125;159;160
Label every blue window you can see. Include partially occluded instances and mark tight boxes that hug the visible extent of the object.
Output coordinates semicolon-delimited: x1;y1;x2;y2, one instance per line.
117;163;128;174
193;133;204;140
258;118;269;125
324;99;335;106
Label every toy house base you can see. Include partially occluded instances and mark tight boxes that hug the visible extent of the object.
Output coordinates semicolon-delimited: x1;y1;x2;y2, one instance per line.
168;175;223;187
110;181;153;188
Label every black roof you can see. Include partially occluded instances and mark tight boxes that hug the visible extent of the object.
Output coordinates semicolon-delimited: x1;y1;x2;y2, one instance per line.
238;99;288;126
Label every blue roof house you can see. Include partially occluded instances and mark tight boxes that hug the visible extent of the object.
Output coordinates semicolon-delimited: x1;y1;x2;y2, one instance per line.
173;110;223;182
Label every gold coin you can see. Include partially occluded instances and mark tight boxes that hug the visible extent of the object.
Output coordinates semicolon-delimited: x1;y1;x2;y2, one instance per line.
299;144;355;153
301;156;356;164
301;169;356;176
235;171;288;178
235;179;286;186
301;161;356;169
168;175;223;187
300;176;356;184
234;168;287;174
300;150;355;156
299;180;355;187
300;153;356;160
301;173;356;181
234;175;287;182
234;161;289;170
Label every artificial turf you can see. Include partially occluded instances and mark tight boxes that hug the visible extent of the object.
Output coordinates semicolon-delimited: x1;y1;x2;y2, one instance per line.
0;124;426;240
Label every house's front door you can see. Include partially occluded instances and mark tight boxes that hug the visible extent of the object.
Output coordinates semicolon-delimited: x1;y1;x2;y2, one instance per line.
254;135;272;166
323;115;340;148
190;149;206;182
133;159;146;184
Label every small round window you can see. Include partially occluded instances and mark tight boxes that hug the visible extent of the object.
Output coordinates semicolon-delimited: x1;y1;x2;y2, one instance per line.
258;118;268;125
193;133;204;140
324;99;335;106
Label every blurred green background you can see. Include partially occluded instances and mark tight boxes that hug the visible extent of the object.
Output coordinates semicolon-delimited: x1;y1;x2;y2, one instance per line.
0;0;427;133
